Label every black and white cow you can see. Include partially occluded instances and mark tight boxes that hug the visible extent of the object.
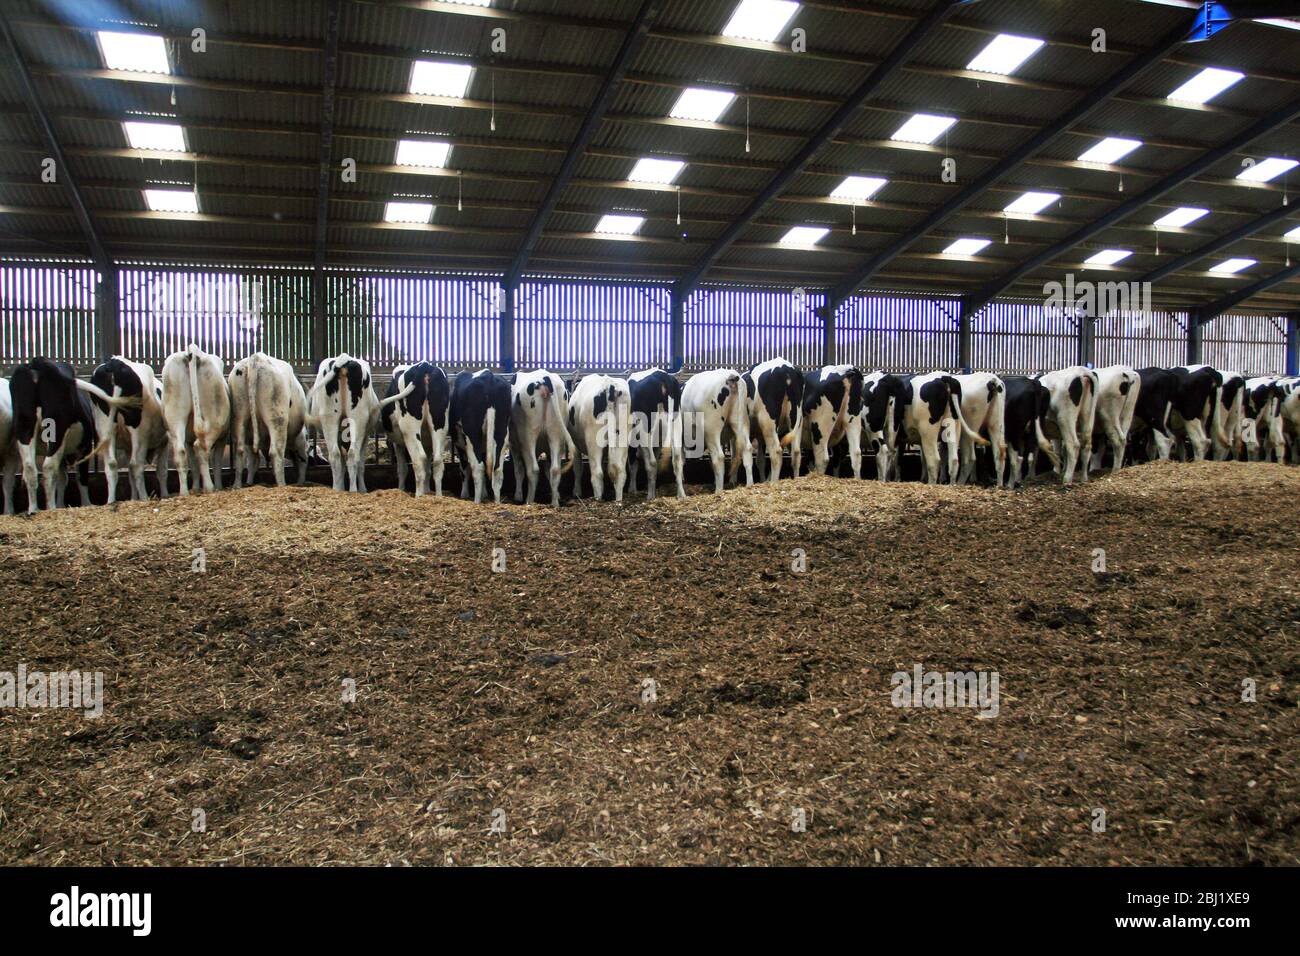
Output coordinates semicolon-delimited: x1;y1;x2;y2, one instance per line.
1;376;20;514
800;365;862;478
950;372;1007;487
305;353;385;493
739;358;803;484
229;352;311;488
1087;364;1139;475
1036;365;1098;484
1199;366;1245;461
450;369;511;504
896;372;989;485
89;357;169;503
682;367;751;493
1000;375;1060;488
1242;376;1286;462
162;345;232;495
508;368;574;506
1279;377;1300;464
9;358;138;513
568;373;632;502
626;367;684;500
381;362;452;497
1130;367;1177;461
1165;365;1221;462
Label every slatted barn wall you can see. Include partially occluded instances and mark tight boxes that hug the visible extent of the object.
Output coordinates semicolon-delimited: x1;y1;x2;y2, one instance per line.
0;258;1292;377
515;278;670;371
683;285;822;371
972;301;1078;375
119;262;313;368
836;293;960;371
1095;309;1189;369
1203;313;1289;374
0;258;98;369
324;268;499;371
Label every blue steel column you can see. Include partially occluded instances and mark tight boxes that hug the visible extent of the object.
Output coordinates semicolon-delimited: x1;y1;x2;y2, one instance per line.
669;285;684;373
1286;312;1298;377
500;278;516;373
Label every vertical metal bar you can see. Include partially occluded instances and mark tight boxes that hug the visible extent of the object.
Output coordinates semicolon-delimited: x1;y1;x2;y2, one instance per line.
958;298;973;373
1187;310;1203;365
96;265;118;361
669;285;684;372
821;293;837;367
1286;312;1299;377
500;278;515;372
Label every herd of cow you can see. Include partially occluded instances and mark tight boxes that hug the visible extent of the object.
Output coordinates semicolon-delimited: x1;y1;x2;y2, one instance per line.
0;346;1295;515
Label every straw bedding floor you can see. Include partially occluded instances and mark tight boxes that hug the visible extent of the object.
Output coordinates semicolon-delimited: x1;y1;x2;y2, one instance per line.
0;461;1296;865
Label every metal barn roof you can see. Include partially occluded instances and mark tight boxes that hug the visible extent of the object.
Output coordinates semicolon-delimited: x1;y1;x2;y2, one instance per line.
0;0;1297;315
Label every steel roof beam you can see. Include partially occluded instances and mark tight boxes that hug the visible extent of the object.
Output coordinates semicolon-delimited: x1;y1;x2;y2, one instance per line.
0;12;108;270
962;92;1300;318
674;0;965;295
1197;261;1300;323
504;0;659;287
828;13;1197;307
1136;205;1300;286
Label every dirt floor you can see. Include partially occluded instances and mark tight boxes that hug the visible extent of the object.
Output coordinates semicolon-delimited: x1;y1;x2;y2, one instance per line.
0;460;1296;866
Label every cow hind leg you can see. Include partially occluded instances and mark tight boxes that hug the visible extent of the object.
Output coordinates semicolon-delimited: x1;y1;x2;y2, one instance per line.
707;429;726;494
639;445;656;501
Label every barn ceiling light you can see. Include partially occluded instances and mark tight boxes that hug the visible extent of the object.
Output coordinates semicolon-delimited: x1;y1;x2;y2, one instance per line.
1209;258;1256;273
409;60;474;98
669;87;736;123
1285;224;1300;240
395;139;451;168
779;225;829;245
123;121;186;152
943;237;990;256
1002;191;1059;215
1077;137;1142;165
144;189;198;213
965;33;1045;76
1235;157;1298;183
1167;67;1244;104
595;214;645;236
1153;206;1209;228
721;0;800;42
890;113;956;145
384;201;435;224
628;158;686;184
830;176;887;201
1084;249;1132;265
96;31;171;74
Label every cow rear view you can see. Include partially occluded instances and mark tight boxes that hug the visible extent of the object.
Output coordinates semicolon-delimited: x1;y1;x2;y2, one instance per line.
450;369;511;504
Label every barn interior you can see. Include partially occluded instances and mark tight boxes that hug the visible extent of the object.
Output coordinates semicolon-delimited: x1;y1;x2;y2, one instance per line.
0;0;1297;869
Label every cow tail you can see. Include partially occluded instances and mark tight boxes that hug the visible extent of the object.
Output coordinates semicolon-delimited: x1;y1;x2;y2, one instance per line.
483;406;497;481
658;394;674;472
552;384;579;475
186;345;205;436
1210;383;1230;448
616;386;631;475
247;355;262;455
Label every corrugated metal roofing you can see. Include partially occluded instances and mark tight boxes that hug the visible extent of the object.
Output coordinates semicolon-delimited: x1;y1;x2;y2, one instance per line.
0;0;1295;310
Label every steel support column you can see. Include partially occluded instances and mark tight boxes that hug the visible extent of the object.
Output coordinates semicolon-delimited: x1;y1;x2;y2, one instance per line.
821;295;838;367
958;298;973;372
669;286;684;373
311;0;341;369
500;278;516;372
1286;313;1299;377
1078;312;1096;368
1187;310;1203;365
96;266;118;363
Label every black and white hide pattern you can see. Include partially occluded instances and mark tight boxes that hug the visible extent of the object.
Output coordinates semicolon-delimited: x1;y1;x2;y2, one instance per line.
950;372;1007;487
1035;365;1098;484
1131;366;1178;462
508;368;576;506
1165;365;1222;462
626;368;685;500
381;362;451;497
737;358;803;484
89;356;170;503
1000;376;1059;488
1087;365;1139;475
305;353;389;493
1242;376;1286;462
10;358;138;512
450;369;512;504
0;376;17;514
567;374;632;503
681;367;752;494
229;352;310;489
800;365;863;478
